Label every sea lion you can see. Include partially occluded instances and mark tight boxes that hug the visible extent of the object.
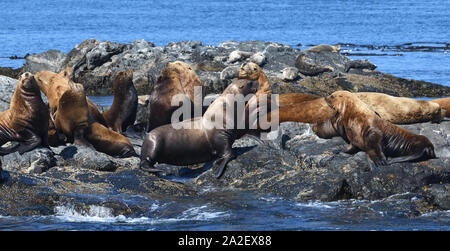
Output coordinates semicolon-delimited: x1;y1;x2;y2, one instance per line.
355;92;443;124
324;91;436;169
140;79;259;178
305;44;341;53
312;92;445;138
102;70;138;133
51;83;137;157
86;121;138;158
146;61;203;132
295;53;334;76
344;59;377;72
0;72;49;155
53;84;90;145
238;62;270;95
34;67;106;126
431;97;450;118
268;97;335;124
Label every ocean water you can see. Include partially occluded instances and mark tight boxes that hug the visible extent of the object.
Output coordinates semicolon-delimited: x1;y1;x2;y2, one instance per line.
0;0;449;85
1;0;450;231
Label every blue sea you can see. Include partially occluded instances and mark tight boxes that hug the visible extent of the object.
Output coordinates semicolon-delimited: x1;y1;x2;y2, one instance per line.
1;0;450;231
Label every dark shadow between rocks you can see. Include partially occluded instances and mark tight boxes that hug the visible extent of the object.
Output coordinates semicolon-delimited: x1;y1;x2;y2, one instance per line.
59;146;78;160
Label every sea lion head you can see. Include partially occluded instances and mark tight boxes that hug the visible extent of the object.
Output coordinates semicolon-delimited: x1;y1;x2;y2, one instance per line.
113;69;134;92
238;62;261;80
58;66;74;80
114;69;133;84
18;72;41;95
325;91;356;113
224;79;259;96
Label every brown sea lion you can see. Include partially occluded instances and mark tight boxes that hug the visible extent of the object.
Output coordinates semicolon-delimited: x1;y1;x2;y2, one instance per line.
102;70;138;133
306;44;341;53
140;79;259;178
355;92;443;124
0;72;49;155
86;121;138;158
53;84;91;145
238;62;270;95
34;67;106;126
268;97;335;124
431;97;450;118
146;61;203;132
313;92;445;139
324;91;436;169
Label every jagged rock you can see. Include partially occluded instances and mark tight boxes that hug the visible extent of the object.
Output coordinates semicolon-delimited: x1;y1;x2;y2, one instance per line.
194;121;450;209
220;65;240;80
0;75;17;111
23;50;67;73
22;39;450;97
0;147;56;174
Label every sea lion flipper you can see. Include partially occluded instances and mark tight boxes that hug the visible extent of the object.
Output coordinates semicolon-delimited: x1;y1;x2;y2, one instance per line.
213;155;234;179
16;131;42;155
387;147;436;164
344;145;360;154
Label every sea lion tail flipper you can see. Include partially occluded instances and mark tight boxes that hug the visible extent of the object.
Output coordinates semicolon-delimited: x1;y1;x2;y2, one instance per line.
213;155;233;179
139;158;162;173
344;145;361;154
387;147;436;164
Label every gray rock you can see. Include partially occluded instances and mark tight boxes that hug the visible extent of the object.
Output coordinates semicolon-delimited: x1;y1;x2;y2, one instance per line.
52;145;126;172
23;38;450;98
0;75;17;112
23;50;67;74
0;147;56;174
220;65;240;80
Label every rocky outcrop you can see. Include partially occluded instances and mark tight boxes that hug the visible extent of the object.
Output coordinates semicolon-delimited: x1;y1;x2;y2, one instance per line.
23;50;67;74
20;39;450;97
194;121;450;211
1;40;449;217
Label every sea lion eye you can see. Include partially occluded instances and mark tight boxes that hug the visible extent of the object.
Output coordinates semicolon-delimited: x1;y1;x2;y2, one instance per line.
330;95;335;98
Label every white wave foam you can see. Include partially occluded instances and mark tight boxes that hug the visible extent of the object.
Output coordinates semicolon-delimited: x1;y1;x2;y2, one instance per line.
295;201;336;209
52;203;228;225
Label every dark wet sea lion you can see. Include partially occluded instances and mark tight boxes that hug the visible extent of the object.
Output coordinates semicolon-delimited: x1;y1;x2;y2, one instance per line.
344;59;377;72
102;69;138;133
325;91;436;169
140;79;259;178
146;61;203;132
295;53;334;76
0;72;49;155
